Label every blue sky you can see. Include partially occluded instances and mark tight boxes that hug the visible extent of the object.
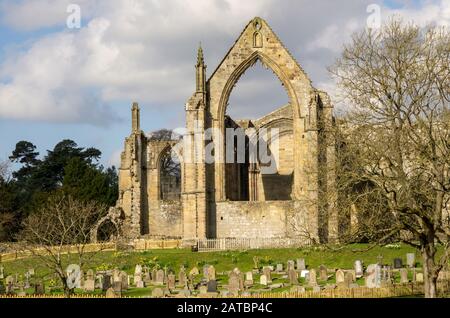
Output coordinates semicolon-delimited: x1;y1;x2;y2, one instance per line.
0;0;448;170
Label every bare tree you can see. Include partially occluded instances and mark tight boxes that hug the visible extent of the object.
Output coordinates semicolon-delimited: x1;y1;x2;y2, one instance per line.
16;195;108;297
330;19;450;298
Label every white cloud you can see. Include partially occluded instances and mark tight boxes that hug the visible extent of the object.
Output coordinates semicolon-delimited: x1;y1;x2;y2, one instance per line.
0;0;448;126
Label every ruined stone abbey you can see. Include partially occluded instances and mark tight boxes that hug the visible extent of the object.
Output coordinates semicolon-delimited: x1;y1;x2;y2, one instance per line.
98;18;339;244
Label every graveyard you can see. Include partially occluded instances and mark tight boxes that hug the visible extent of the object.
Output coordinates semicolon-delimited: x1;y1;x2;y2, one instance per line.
1;244;449;298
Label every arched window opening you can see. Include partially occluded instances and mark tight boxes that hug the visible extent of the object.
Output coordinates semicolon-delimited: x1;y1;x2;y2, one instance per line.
159;148;181;201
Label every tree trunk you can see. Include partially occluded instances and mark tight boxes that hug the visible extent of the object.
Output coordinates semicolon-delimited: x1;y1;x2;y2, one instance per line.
422;243;438;298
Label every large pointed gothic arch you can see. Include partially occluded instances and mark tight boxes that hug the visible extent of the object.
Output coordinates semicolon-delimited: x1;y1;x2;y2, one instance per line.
206;17;316;202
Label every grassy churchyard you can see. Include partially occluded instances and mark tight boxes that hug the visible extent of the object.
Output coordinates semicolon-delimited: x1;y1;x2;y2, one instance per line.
2;243;446;298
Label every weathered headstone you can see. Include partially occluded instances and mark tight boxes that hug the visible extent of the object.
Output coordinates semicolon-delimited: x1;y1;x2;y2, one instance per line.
0;266;4;279
297;259;306;271
415;273;424;283
354;260;364;278
393;258;403;269
260;274;268;286
276;264;283;272
289;269;299;285
156;269;165;286
245;272;254;286
113;281;122;295
120;271;128;290
262;267;272;283
102;274;112;291
228;272;240;295
365;264;382;288
134;265;142;285
152;287;164;298
400;269;409;284
308;269;317;286
290;285;305;293
335;269;345;285
136;280;145;288
66;264;82;289
199;285;208;295
319;265;328;281
178;268;187;287
207;280;218;293
34;281;45;295
406;253;416;268
167;274;176;290
207;265;216;282
344;272;354;287
105;287;117;298
287;260;295;271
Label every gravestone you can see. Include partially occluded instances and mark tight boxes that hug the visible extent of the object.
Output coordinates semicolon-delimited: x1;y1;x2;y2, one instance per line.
406;253;416;268
105;287;117;298
66;264;82;289
178;268;187;287
207;265;216;282
393;258;403;269
0;266;3;279
287;260;295;271
344;272;354;287
245;272;254;286
189;267;199;276
207;280;218;293
203;265;210;279
84;279;95;292
102;274;112;291
297;259;306;271
308;269;317;286
113;269;121;283
335;270;345;285
289;269;299;285
262;267;272;283
134;265;143;285
300;270;309;278
199;286;208;295
382;266;393;286
354;260;364;278
34;281;45;295
136;280;145;288
152;288;164;298
156;269;165;286
365;264;382;288
24;272;31;289
290;285;305;293
319;265;328;281
400;269;409;284
119;271;128;290
167;274;176;290
228;273;240;295
415;273;424;283
260;274;268;286
276;264;283;272
143;271;151;284
113;281;122;295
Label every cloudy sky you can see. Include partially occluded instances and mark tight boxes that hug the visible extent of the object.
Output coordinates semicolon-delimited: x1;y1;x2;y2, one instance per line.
0;0;449;168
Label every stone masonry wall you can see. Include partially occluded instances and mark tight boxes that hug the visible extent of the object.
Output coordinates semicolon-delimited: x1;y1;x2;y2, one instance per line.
215;201;310;239
148;200;183;238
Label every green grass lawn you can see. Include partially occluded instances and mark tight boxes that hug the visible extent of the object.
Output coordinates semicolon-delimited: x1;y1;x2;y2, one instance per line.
2;243;421;277
2;243;445;297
